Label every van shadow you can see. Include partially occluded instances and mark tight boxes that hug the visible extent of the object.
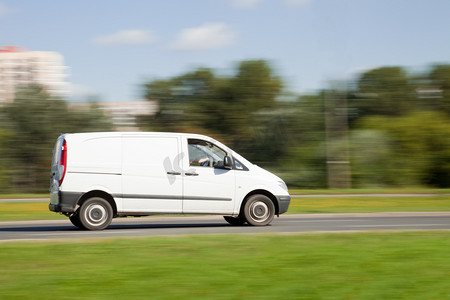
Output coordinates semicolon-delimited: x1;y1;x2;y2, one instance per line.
0;221;242;233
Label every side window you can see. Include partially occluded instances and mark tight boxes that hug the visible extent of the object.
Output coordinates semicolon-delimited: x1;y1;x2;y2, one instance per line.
188;139;226;168
234;158;249;171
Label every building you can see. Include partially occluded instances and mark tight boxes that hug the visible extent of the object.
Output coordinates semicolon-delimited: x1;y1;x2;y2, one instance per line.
69;100;158;131
0;46;69;104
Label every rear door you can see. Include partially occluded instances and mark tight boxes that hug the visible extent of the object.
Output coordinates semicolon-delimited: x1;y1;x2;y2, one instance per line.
122;135;183;213
182;138;235;214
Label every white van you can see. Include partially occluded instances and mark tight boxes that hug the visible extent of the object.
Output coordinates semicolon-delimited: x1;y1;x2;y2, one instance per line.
49;132;290;230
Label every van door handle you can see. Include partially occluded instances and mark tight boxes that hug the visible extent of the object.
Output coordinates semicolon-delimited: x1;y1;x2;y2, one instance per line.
167;171;181;175
185;172;199;176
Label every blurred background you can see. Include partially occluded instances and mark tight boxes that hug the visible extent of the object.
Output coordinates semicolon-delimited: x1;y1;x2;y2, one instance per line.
0;0;449;192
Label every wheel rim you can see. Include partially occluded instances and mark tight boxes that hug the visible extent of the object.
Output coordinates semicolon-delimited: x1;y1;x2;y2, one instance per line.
85;204;107;227
249;200;269;222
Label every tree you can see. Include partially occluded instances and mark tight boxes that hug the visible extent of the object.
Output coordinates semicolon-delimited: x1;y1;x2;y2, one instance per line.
352;67;415;118
355;111;450;187
141;60;283;142
0;84;114;192
427;64;450;115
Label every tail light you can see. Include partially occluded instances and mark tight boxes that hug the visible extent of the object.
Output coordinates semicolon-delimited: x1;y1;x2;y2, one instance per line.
59;139;67;185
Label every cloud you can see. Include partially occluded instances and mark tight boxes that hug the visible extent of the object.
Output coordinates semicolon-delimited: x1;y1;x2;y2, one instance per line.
93;29;157;46
170;23;236;51
0;2;11;16
231;0;264;9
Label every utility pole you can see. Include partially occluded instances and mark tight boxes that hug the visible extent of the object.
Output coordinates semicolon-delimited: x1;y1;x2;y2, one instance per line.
324;83;351;189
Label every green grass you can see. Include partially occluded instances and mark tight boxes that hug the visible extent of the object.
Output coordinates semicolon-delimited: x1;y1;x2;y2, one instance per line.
0;193;48;199
0;202;66;221
289;187;450;195
0;232;449;299
288;196;450;214
0;195;449;222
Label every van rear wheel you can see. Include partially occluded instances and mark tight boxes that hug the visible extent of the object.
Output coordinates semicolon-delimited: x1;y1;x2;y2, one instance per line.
244;194;275;226
69;213;84;229
79;197;113;231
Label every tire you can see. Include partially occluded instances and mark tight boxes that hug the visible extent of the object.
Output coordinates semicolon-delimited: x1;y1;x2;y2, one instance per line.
69;213;85;229
243;194;275;226
224;216;246;226
79;197;113;231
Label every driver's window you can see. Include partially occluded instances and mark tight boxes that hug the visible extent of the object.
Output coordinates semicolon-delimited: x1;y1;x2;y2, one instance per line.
188;139;226;168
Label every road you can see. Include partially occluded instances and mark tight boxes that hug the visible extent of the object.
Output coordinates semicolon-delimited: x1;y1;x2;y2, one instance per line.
0;212;449;242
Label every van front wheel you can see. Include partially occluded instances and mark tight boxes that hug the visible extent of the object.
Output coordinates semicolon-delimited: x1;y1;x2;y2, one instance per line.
79;197;113;231
224;216;246;226
244;195;275;226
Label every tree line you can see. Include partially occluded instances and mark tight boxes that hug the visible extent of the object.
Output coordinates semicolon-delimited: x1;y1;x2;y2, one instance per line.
0;61;448;192
139;61;450;188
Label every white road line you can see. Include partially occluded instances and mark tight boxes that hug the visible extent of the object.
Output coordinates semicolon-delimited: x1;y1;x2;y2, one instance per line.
346;224;445;228
282;219;361;223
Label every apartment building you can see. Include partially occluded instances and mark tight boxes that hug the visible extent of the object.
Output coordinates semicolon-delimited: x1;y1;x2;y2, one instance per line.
0;46;69;104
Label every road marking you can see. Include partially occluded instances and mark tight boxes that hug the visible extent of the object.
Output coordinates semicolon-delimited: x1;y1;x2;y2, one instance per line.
346;224;445;228
282;219;361;223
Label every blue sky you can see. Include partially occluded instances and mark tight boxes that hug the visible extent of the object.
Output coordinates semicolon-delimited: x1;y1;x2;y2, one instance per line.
1;0;450;102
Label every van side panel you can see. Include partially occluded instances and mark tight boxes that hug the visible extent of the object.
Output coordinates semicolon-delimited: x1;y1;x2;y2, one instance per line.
68;136;122;174
121;135;182;213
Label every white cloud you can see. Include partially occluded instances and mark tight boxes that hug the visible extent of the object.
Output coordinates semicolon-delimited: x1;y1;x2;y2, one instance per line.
284;0;311;6
0;2;11;16
93;29;157;46
170;23;236;51
231;0;264;9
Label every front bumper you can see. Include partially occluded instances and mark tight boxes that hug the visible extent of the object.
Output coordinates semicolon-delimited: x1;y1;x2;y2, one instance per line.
276;195;291;214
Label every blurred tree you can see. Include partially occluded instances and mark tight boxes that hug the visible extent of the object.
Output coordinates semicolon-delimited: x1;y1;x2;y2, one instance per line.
350;129;395;187
268;95;327;188
352;67;415;119
427;64;450;115
0;84;113;192
229;60;282;137
355;111;450;187
139;61;450;189
0;128;13;191
141;60;282;143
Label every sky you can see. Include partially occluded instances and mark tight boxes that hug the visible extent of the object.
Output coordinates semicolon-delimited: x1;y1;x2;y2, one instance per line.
1;0;450;102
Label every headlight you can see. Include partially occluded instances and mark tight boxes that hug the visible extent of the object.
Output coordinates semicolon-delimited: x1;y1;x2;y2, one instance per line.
278;181;288;192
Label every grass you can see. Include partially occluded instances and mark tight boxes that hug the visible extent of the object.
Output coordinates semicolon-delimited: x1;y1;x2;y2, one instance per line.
0;195;449;222
0;193;48;199
289;187;450;195
0;202;66;222
0;232;448;299
288;196;450;214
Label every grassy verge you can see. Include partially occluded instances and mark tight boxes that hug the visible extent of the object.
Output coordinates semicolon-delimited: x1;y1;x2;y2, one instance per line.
0;202;66;222
0;194;48;199
288;196;450;214
289;187;450;195
0;195;449;222
0;232;448;299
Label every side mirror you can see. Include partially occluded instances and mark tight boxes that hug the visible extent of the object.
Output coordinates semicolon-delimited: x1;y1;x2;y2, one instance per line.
214;156;233;169
223;156;233;169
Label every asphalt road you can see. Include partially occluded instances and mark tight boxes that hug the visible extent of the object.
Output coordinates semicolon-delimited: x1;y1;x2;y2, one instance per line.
0;212;449;242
